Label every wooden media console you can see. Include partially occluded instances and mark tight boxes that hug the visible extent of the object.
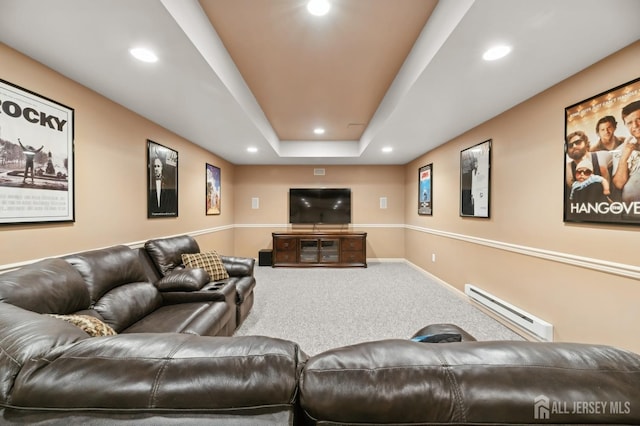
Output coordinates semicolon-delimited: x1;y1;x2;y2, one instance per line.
272;232;367;268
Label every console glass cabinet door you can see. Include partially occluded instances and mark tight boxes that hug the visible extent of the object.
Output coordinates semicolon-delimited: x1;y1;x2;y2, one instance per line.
300;239;319;263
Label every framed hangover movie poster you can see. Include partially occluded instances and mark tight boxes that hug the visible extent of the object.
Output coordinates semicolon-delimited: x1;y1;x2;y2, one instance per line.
0;79;74;224
418;163;432;215
147;140;178;218
460;139;491;218
206;163;221;215
564;77;640;225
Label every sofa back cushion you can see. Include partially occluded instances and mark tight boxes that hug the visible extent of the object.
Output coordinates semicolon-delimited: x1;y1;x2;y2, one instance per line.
65;245;162;332
11;334;307;412
144;235;200;276
94;282;162;332
65;245;149;304
299;340;640;425
0;258;90;314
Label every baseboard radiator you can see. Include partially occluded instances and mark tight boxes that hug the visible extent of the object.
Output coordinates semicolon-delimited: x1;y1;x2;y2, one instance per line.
465;284;553;341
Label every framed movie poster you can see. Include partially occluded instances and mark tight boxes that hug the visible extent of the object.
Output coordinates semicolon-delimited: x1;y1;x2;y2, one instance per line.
418;163;432;215
0;79;74;224
147;140;178;218
564;76;640;225
206;163;221;215
460;139;491;218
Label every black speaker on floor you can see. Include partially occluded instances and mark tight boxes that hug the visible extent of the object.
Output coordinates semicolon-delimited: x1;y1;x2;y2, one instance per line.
258;249;272;266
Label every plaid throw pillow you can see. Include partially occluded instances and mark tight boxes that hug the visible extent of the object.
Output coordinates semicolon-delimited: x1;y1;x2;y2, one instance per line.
181;251;229;281
48;314;117;336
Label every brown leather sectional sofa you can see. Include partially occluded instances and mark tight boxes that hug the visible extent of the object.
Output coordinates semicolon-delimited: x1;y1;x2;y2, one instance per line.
1;235;639;425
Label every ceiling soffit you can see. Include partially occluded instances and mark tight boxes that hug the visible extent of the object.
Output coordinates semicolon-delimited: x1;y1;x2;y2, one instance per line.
199;0;437;141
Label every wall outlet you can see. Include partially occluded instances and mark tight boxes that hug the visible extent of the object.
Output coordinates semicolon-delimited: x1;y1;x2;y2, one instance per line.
431;253;436;262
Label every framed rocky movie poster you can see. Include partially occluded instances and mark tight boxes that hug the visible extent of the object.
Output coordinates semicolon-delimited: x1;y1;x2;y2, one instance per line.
418;163;432;215
564;77;640;225
147;140;178;218
0;79;75;224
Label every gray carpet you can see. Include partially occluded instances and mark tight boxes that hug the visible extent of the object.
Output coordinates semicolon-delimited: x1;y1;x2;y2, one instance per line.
234;261;524;355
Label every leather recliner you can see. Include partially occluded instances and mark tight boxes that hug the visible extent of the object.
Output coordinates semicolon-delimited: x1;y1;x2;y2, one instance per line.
143;235;256;328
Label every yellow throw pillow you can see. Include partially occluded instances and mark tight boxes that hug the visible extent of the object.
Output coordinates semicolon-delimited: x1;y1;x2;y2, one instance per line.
48;314;117;337
181;251;230;281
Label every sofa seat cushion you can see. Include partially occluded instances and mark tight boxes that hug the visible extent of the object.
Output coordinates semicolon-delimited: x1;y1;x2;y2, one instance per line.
182;251;229;281
122;301;231;336
0;258;89;314
48;314;117;337
11;334;307;412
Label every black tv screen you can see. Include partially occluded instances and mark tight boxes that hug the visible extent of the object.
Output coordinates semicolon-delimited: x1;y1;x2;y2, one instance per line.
289;188;351;224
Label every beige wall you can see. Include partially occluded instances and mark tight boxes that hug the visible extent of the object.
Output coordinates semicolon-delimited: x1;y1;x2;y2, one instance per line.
2;39;639;353
232;165;406;259
405;41;640;353
0;43;236;266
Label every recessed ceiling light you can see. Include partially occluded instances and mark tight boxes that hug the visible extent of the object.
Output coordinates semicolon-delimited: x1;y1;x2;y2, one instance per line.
307;0;330;16
129;47;158;63
313;127;325;135
482;45;511;61
382;146;393;153
247;147;258;153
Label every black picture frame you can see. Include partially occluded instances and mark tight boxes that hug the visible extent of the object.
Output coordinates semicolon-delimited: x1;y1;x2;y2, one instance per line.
147;140;178;218
564;76;640;225
0;79;75;224
460;139;491;218
206;163;221;215
418;163;432;215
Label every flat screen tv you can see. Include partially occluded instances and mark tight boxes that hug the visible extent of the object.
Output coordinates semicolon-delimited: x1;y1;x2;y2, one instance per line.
289;188;351;224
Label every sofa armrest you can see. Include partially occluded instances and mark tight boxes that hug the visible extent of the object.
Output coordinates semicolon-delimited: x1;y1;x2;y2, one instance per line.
220;255;255;277
155;268;210;292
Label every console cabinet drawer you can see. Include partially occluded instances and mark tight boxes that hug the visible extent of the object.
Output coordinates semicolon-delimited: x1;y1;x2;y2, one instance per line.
341;238;363;252
275;238;297;251
274;250;297;263
341;251;365;264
